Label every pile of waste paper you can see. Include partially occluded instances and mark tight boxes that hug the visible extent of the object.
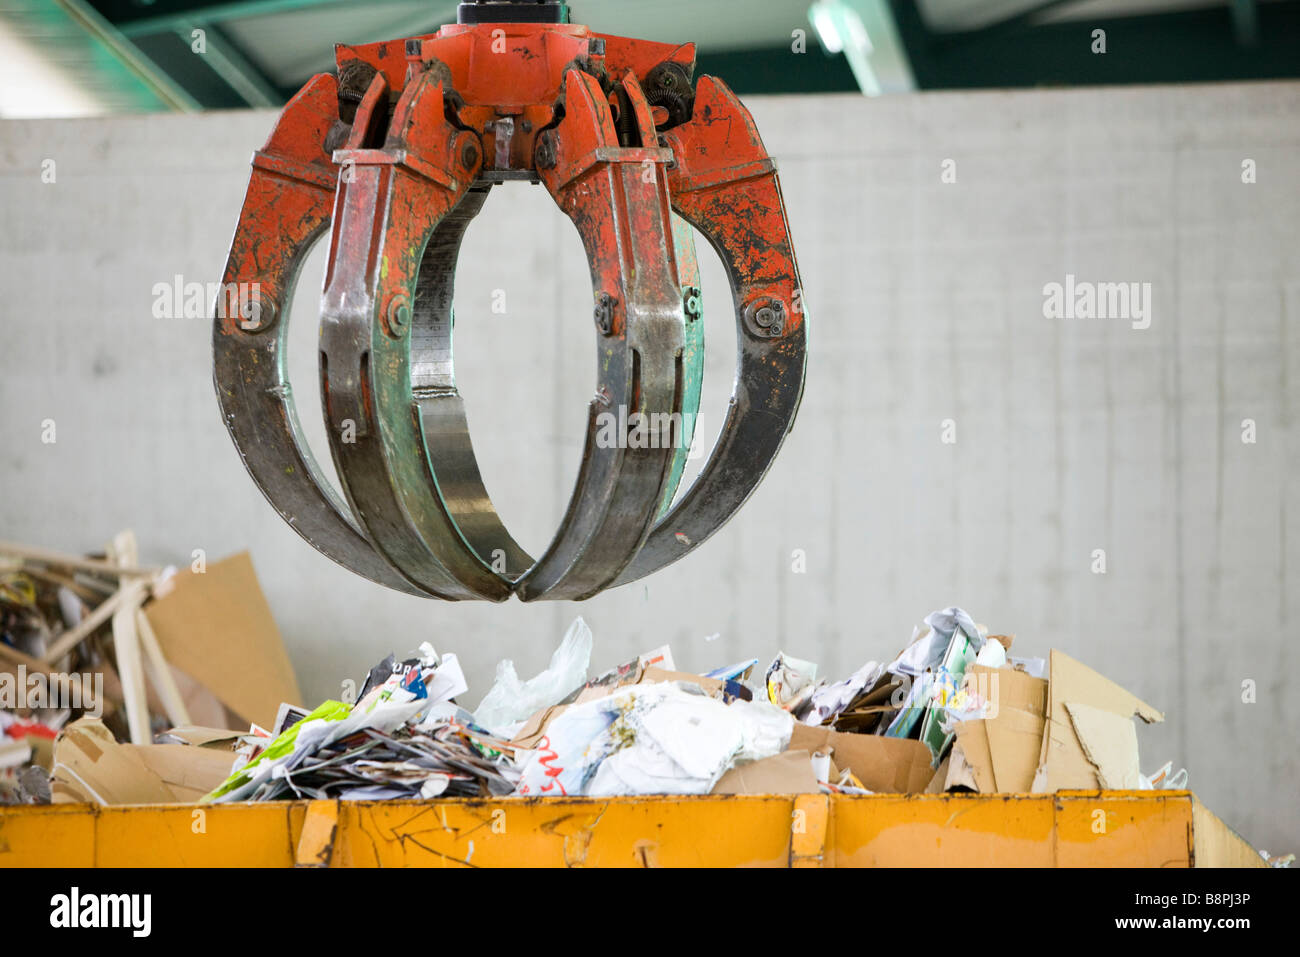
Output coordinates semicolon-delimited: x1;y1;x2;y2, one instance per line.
2;537;301;805
199;645;520;802
12;584;1292;865
1;540;139;803
33;606;1225;809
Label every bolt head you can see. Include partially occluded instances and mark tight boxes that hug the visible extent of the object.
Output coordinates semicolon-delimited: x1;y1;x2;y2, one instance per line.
386;296;412;337
744;298;786;338
239;293;276;333
594;293;615;335
535;132;556;170
461;141;479;170
683;289;702;322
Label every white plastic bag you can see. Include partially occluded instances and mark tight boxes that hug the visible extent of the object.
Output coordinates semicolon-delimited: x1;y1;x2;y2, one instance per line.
472;617;592;734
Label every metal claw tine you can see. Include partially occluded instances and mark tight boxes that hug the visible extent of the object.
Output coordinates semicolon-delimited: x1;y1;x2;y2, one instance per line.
213;72;439;597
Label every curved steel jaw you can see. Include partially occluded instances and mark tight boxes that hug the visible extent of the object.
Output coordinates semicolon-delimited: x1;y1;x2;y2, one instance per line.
214;19;806;601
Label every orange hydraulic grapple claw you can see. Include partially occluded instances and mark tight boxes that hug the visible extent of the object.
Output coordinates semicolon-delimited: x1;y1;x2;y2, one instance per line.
213;1;807;601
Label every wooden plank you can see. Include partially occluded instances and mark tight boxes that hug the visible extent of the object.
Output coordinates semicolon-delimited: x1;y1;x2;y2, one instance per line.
107;532;151;746
135;607;191;728
0;540;160;578
0;640;53;674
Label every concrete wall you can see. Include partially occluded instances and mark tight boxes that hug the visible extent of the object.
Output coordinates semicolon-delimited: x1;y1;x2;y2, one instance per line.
1;81;1296;852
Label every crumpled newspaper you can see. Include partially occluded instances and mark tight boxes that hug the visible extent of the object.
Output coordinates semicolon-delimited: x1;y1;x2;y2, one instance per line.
887;606;985;678
515;681;793;797
203;643;468;803
801;659;885;726
765;652;819;715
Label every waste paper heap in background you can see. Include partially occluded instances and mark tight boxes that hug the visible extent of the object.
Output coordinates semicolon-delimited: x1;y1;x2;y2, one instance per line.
1;540;300;805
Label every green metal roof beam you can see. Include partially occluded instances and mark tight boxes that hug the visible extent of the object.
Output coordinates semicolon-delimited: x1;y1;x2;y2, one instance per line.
173;22;282;107
889;0;1300;89
1231;0;1260;45
56;0;202;110
106;0;414;39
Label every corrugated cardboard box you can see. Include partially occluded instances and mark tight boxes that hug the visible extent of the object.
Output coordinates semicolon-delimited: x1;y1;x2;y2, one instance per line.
789;725;933;793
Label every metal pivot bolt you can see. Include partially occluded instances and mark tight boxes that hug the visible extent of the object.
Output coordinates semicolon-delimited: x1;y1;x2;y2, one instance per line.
461;140;480;171
238;291;277;333
386;294;412;337
743;297;786;338
594;292;616;335
535;130;557;169
683;286;702;323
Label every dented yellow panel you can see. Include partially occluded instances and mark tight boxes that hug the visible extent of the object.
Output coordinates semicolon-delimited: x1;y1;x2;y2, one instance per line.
334;796;799;868
0;792;1263;868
